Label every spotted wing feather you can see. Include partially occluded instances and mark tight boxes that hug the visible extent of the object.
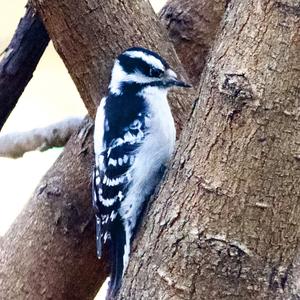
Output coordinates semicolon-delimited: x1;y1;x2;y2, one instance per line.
93;106;148;294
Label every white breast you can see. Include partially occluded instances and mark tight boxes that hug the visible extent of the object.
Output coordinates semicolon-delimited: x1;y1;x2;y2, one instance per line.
120;86;176;230
141;86;176;165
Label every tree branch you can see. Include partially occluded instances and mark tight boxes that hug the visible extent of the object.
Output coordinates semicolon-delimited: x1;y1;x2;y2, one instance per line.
0;5;49;131
0;116;84;158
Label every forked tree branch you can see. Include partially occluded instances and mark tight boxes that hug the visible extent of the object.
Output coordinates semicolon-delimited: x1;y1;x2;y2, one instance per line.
1;0;194;299
159;0;228;85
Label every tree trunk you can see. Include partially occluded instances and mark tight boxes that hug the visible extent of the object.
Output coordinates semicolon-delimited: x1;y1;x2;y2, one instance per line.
118;0;300;299
159;0;228;85
1;1;194;299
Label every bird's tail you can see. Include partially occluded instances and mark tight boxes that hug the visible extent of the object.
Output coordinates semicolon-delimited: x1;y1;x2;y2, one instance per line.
95;215;102;259
106;216;130;299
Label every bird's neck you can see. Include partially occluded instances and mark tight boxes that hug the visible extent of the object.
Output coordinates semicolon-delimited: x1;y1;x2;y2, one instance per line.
139;85;168;98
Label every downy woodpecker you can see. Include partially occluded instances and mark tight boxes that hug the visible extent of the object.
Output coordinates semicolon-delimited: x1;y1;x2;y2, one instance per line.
92;47;190;296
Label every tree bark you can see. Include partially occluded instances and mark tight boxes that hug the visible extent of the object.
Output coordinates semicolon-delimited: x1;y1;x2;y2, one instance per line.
118;0;300;299
159;0;228;86
0;5;49;131
1;1;194;299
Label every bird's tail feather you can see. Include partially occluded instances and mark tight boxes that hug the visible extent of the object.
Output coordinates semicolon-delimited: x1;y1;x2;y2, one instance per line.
95;216;102;259
106;216;129;299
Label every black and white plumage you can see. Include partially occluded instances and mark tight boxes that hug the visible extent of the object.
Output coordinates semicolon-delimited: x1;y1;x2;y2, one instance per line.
92;47;190;297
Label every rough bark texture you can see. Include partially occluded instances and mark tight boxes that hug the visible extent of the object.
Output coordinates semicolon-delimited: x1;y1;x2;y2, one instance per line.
31;0;194;132
118;0;300;299
159;0;228;86
0;5;49;131
0;117;83;158
1;1;194;299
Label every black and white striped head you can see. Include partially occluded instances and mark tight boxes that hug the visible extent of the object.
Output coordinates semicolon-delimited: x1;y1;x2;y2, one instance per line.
109;47;191;94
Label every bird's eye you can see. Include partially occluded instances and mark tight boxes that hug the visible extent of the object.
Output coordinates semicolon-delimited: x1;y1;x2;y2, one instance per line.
150;68;164;78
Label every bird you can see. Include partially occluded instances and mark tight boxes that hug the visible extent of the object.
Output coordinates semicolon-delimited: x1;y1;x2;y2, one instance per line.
92;46;191;297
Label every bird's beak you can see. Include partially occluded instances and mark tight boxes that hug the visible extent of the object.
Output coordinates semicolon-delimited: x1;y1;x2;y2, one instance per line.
164;69;192;88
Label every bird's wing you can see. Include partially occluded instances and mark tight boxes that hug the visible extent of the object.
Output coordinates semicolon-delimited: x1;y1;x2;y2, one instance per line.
93;108;147;241
93;110;148;294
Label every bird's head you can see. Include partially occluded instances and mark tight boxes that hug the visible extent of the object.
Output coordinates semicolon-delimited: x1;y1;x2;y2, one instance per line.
109;47;191;95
